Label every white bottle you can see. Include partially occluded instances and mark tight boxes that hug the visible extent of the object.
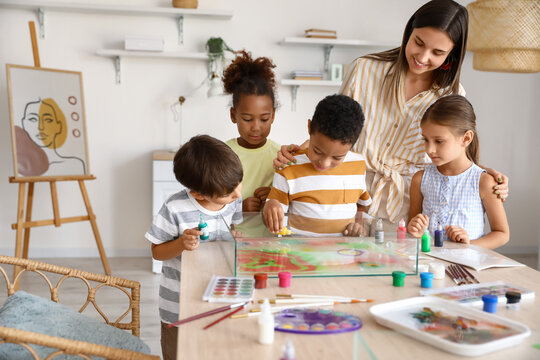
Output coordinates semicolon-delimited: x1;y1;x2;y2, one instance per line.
258;298;274;344
374;218;384;244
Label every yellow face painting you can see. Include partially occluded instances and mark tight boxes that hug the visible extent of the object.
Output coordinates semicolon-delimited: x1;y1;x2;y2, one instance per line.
39;98;67;148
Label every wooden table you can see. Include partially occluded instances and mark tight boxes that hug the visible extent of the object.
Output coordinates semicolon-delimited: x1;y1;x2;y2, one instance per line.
177;241;540;359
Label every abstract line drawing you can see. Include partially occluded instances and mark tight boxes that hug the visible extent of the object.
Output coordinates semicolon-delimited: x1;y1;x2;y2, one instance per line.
7;65;89;177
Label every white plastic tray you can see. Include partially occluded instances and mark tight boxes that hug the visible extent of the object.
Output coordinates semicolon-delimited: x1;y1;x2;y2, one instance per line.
369;297;530;357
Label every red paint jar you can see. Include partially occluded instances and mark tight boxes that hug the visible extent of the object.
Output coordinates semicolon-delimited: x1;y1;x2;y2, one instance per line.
254;273;268;289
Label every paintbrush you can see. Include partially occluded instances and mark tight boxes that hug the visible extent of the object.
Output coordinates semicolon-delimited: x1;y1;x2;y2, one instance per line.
276;294;373;302
259;298;373;304
168;301;247;327
232;301;335;319
203;305;245;330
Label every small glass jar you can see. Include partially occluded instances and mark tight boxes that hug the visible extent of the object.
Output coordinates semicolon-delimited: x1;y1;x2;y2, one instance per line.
505;291;521;310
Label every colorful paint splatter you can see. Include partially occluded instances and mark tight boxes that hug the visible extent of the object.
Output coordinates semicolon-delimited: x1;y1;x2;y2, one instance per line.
411;307;520;344
235;237;417;276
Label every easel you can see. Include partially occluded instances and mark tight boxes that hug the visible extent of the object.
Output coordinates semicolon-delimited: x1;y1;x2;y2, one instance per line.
10;22;111;282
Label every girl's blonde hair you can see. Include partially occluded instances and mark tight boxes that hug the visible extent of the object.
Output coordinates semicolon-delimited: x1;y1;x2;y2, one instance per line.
364;0;468;110
421;95;479;164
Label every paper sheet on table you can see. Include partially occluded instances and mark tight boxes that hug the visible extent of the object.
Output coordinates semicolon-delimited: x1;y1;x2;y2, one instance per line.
425;245;525;271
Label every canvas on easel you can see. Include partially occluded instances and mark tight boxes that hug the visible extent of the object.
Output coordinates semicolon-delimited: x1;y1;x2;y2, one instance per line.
5;22;110;282
7;64;89;178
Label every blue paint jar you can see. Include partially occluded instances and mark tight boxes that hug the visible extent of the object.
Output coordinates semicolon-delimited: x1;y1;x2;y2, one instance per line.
482;294;498;313
420;272;434;288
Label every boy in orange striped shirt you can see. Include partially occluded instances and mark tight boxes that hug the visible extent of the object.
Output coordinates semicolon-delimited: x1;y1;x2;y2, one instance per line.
263;94;371;236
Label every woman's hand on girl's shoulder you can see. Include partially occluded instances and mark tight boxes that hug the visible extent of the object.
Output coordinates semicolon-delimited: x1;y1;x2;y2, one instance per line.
483;167;509;202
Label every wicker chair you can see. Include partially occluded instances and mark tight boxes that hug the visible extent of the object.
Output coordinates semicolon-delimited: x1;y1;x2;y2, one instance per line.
0;255;159;360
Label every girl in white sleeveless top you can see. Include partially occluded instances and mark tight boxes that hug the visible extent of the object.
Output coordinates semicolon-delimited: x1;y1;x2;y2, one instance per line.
407;95;509;249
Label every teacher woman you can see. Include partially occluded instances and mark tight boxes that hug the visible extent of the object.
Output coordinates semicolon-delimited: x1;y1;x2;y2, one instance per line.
276;0;508;223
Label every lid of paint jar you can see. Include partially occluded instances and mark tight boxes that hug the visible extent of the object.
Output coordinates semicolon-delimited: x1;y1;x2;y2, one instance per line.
278;271;292;279
420;272;434;280
482;294;498;304
392;271;406;279
254;273;268;280
505;291;521;304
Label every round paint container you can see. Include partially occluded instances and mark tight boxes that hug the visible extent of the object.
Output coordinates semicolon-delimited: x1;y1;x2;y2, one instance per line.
482;294;498;313
278;271;292;288
505;291;521;310
392;271;406;287
417;263;429;274
420;272;434;288
428;262;445;280
254;273;268;289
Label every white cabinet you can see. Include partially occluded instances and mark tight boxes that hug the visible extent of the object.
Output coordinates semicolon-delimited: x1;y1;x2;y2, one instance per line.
152;151;185;273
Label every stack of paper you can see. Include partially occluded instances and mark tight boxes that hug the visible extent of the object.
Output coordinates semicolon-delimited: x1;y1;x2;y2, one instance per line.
305;28;337;39
292;70;323;80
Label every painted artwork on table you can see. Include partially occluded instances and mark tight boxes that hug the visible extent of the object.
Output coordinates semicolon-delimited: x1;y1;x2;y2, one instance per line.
410;307;520;344
7;65;89;177
226;213;419;277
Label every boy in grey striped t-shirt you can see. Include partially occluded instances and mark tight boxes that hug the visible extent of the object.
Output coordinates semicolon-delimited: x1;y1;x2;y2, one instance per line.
145;135;243;360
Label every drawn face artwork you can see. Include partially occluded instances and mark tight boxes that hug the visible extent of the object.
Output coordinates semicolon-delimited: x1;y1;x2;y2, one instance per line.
22;99;67;149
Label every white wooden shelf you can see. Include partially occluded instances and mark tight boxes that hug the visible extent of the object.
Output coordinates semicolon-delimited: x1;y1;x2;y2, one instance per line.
281;37;396;48
281;79;341;87
96;49;235;84
280;79;342;111
96;49;208;60
281;37;397;74
0;0;233;44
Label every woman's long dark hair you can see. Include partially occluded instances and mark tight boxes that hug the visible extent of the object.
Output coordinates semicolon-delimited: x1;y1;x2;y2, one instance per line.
365;0;468;107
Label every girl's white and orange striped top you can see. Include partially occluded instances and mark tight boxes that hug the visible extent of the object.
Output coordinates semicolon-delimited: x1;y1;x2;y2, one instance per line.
340;57;464;222
267;150;372;236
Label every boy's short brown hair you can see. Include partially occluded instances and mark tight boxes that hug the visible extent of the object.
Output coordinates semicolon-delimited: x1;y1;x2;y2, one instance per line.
173;135;243;197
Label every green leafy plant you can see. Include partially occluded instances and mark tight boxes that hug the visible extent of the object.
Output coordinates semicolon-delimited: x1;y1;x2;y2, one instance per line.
205;37;234;61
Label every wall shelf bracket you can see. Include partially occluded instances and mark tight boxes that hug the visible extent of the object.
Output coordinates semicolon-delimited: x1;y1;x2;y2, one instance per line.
114;56;121;84
291;85;299;112
37;7;45;38
177;15;184;45
323;45;334;72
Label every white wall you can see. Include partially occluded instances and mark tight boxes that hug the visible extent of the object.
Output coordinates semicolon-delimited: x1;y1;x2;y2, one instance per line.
0;0;538;261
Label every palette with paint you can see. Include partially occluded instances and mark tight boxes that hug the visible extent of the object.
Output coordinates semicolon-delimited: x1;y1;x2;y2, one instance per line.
274;308;362;334
420;281;535;306
370;297;531;356
202;275;255;303
221;212;419;277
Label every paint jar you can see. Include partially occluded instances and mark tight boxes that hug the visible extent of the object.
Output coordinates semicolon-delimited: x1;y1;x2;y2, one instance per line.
258;298;274;344
505;291;521;310
198;214;209;240
280;339;295;360
392;271;406;287
417;263;429;274
434;223;444;247
482;294;498;313
374;218;384;244
420;272;434;288
421;230;431;252
397;218;407;242
254;273;268;289
278;271;292;288
428;262;445;280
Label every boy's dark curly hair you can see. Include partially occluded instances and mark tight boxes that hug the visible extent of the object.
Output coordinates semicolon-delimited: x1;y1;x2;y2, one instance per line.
310;94;364;145
222;50;277;108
